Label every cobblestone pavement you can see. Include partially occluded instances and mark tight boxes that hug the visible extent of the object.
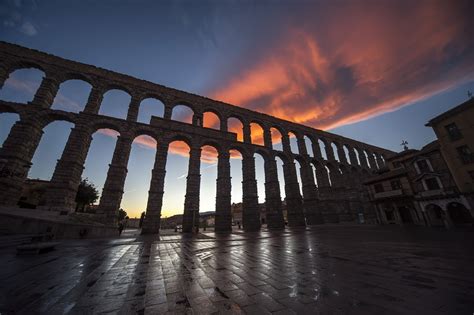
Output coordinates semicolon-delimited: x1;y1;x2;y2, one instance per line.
1;226;473;314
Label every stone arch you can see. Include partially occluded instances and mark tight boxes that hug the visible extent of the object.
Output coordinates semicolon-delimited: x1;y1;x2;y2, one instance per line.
137;97;165;123
447;202;473;225
372;152;380;169
304;135;315;157
28;119;76;180
331;142;340;162
60;72;94;86
270;126;284;151
200;139;223;158
318;138;328;160
164;133;194;149
353;147;361;166
228;116;244;142
0;67;45;103
202;110;221;130
89;119;125;137
51;79;92;113
170;104;194;124
250;121;265;146
362;149;371;168
425;204;445;227
98;89;131;120
254;150;267;205
287;131;299;154
343;145;351;164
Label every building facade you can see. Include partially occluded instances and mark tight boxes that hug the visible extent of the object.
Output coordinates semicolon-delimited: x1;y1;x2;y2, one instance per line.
426;98;474;212
365;98;474;228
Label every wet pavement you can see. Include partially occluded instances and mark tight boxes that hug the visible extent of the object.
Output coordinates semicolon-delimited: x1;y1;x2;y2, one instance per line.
0;225;473;314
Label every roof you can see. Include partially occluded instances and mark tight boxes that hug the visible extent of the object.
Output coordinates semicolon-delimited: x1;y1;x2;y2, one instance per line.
426;98;474;126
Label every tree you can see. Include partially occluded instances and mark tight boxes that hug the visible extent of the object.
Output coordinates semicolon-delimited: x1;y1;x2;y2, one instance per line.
118;208;128;222
75;178;99;212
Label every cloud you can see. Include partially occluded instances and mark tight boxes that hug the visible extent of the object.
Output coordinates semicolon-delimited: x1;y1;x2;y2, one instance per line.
19;20;36;36
207;0;474;131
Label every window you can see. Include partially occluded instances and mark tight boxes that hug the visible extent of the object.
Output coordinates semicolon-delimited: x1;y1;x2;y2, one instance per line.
391;180;402;190
425;177;441;190
416;159;431;173
457;145;474;164
374;183;384;193
445;123;462;141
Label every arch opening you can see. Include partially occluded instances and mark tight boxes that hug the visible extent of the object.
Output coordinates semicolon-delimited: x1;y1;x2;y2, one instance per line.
228;117;244;142
0;68;45;103
304;136;314;157
250;122;265;146
202;111;220;130
98;89;131;120
161;141;191;219
288;132;299;154
200;145;219;217
331;142;340;162
318;139;328;160
343;145;351;164
28;120;74;181
447;202;473;225
51;79;92;113
120;135;157;219
171;104;193;124
270;127;283;151
138;98;165;124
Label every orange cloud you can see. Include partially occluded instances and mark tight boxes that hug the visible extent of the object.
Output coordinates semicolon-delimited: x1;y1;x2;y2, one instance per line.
208;0;474;131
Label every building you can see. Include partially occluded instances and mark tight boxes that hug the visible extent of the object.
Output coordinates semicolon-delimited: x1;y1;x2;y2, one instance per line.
426;97;474;211
364;97;474;228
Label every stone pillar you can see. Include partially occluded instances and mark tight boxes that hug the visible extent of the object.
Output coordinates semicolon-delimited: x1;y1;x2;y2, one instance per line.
0;63;10;89
263;128;272;149
325;141;336;161
42;122;93;212
297;137;308;156
315;164;331;188
83;85;105;114
243;123;251;144
264;158;285;229
0;117;44;205
283;160;306;227
220;117;228;132
141;142;169;234
367;151;377;169
337;145;348;164
215;150;232;232
163;105;173;120
126;94;141;122
299;159;324;225
282;134;291;153
192;112;203;126
31;75;60;108
376;154;384;168
357;148;369;168
242;154;261;231
97;135;133;225
312;141;323;160
348;146;358;166
182;146;201;233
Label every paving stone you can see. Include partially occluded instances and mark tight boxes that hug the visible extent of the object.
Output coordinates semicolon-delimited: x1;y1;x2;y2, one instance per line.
0;226;473;314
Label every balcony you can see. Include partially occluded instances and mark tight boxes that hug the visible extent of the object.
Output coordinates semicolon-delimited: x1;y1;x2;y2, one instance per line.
373;189;404;199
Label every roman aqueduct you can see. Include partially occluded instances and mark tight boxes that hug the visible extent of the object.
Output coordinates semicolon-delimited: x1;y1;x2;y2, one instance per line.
0;42;393;233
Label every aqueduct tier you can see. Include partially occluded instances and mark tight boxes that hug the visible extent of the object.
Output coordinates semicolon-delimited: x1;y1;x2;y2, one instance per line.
0;42;394;233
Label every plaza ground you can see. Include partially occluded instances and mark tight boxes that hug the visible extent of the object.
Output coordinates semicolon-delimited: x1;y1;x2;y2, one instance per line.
0;225;473;314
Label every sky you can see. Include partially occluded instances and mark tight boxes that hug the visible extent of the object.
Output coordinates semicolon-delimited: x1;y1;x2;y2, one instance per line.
0;0;473;218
